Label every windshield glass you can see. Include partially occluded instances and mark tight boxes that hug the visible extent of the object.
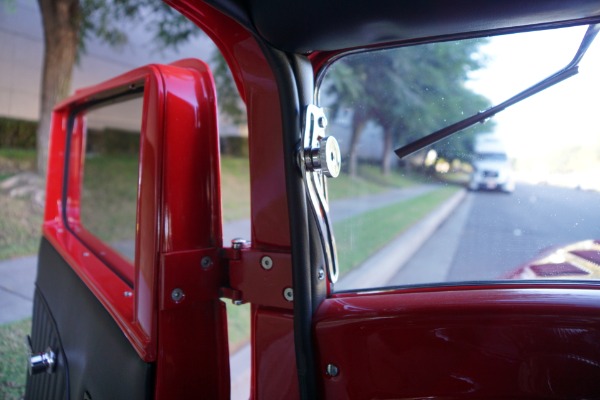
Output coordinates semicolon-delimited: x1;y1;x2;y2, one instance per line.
318;25;600;291
477;153;507;162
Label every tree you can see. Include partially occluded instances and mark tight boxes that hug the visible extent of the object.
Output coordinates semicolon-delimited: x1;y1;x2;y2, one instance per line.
37;0;79;176
325;39;494;176
34;0;205;178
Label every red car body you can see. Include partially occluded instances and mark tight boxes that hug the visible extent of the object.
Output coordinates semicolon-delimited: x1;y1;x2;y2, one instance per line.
26;0;600;399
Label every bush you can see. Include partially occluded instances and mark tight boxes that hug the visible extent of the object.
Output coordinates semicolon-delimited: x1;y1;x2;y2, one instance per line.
86;129;140;155
0;117;37;148
220;136;248;157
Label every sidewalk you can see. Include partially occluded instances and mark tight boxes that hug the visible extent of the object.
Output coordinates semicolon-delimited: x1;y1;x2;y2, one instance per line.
0;254;36;324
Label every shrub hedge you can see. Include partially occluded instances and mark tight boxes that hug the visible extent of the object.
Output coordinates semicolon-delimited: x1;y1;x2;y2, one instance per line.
0;117;37;148
0;116;249;157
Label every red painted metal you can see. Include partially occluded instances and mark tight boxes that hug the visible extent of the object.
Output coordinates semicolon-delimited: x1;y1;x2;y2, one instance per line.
44;59;230;397
44;66;164;361
229;250;294;309
314;286;600;398
41;1;600;398
168;3;301;398
166;0;292;251
252;306;299;399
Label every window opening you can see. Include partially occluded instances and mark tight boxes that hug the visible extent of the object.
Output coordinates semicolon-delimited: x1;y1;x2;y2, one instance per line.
318;25;600;291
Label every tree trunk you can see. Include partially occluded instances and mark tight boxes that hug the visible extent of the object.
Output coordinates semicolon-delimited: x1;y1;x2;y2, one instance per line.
348;112;367;178
381;126;393;176
36;0;80;177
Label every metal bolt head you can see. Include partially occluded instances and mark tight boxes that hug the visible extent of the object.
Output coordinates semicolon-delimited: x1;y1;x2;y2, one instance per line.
171;288;185;303
201;256;213;269
319;136;341;178
232;238;249;249
326;364;339;377
317;115;328;128
318;268;325;281
260;256;273;270
283;287;294;302
123;291;133;298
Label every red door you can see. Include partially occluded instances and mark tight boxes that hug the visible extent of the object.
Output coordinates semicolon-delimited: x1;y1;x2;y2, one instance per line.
27;58;229;399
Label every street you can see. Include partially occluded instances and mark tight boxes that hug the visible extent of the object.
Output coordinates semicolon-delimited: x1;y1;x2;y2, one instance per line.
389;183;600;286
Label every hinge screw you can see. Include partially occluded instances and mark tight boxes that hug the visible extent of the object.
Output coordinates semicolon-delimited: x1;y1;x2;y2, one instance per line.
260;256;273;270
326;363;339;377
283;287;294;301
232;238;249;249
171;288;185;303
318;268;325;280
201;256;213;269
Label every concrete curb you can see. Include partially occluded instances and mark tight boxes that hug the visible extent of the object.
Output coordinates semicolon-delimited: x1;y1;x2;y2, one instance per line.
336;188;467;291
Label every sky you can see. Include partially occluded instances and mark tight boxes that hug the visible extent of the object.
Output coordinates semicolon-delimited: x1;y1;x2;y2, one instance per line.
467;25;600;160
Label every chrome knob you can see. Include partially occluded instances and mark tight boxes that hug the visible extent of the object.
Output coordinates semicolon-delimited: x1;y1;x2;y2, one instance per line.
27;336;56;375
306;136;341;178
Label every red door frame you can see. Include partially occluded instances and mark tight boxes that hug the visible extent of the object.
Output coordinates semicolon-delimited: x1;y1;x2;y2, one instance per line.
167;1;309;398
44;59;231;398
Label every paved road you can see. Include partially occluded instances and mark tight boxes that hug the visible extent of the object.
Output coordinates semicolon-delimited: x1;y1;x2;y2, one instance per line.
389;183;600;285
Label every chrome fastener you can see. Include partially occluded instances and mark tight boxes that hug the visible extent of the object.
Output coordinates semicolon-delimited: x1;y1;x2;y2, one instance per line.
171;288;185;302
231;238;249;249
283;287;294;302
201;256;213;269
317;115;328;128
305;135;342;178
27;336;56;375
318;268;325;280
326;363;339;377
260;256;273;270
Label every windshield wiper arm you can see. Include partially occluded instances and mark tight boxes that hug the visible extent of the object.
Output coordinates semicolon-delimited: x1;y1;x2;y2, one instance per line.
394;23;600;159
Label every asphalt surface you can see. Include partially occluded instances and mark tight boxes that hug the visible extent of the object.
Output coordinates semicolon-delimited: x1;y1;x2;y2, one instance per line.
390;183;600;285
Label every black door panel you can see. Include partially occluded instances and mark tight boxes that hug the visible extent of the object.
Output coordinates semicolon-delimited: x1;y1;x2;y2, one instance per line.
26;238;153;400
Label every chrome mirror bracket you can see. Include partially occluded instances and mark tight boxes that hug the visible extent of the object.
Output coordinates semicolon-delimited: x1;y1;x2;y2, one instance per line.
300;104;340;283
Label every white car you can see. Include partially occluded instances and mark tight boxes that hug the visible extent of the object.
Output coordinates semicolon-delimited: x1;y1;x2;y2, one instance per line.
469;153;515;192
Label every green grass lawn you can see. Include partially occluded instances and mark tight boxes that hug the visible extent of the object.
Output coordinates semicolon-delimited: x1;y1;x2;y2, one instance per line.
335;186;459;275
220;156;251;221
0;195;42;260
328;164;420;200
0;149;35;181
0;319;30;400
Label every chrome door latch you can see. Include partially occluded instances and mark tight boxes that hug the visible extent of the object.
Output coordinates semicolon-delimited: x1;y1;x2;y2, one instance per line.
27;335;57;375
301;104;340;283
303;106;341;178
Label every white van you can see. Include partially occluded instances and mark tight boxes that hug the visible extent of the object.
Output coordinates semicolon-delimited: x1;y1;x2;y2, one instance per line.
468;135;515;193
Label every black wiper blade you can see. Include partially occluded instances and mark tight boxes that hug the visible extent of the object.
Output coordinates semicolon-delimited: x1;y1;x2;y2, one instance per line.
394;24;600;160
394;68;578;158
